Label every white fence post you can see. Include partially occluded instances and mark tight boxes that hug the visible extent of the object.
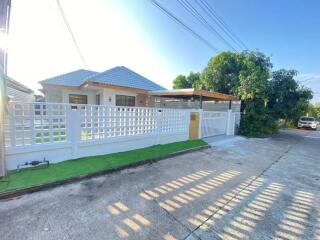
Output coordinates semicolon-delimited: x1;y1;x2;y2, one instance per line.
198;109;203;139
156;109;162;145
226;109;235;136
67;106;81;159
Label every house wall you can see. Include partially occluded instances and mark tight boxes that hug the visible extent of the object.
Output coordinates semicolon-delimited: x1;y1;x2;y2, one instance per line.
43;85;141;106
136;94;147;107
101;88;137;106
61;88;97;104
42;85;63;102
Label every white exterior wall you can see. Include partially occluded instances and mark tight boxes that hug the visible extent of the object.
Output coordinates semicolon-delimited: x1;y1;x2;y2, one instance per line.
42;85;63;102
61;88;97;104
43;85;138;106
101;88;137;106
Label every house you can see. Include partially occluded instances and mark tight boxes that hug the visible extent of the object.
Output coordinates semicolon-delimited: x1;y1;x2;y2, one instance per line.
39;66;166;107
7;76;35;102
39;66;238;108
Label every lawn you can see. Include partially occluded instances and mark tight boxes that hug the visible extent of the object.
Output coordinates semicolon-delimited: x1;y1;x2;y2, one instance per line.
0;139;207;193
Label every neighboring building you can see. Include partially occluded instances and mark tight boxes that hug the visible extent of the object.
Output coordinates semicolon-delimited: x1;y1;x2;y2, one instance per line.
7;76;35;102
39;66;165;107
35;94;45;102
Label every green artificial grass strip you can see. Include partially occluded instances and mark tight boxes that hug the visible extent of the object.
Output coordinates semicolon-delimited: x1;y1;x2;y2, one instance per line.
0;139;207;193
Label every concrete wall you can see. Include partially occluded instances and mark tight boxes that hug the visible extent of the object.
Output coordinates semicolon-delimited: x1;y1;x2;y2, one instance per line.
5;133;187;170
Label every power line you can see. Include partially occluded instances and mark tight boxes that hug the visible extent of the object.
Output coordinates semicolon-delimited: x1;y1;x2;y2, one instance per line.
56;0;88;68
148;0;220;52
197;0;248;50
177;0;238;52
299;77;315;83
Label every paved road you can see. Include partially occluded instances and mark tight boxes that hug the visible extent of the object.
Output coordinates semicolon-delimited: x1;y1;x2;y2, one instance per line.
0;129;319;240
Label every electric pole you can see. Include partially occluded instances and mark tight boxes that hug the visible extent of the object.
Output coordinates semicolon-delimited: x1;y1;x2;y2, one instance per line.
0;0;11;177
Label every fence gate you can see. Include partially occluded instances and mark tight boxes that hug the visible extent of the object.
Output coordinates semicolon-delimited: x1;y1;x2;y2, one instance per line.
201;111;228;137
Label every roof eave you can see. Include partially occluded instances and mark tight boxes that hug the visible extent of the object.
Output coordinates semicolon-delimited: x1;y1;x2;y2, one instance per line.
81;81;149;94
148;88;238;101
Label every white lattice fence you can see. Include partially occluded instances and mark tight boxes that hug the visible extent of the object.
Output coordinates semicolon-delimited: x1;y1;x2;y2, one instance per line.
5;102;67;147
77;105;188;141
159;108;188;134
4;102;190;170
201;111;228;137
79;105;158;140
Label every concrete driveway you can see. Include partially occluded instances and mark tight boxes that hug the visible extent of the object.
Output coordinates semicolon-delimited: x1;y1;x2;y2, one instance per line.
0;129;319;240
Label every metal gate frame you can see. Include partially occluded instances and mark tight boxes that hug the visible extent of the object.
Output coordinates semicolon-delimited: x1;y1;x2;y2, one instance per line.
200;111;228;138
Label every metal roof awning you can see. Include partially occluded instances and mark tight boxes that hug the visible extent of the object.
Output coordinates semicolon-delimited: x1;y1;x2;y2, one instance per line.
148;88;238;101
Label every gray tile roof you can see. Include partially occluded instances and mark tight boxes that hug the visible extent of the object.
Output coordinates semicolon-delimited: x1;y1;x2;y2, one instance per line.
39;69;98;87
40;66;166;91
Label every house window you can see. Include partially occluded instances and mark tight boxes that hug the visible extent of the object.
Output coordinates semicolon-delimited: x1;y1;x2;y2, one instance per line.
116;95;136;106
96;94;100;105
69;94;88;104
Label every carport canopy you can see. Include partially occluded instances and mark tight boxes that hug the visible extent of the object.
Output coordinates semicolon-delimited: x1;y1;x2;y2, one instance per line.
148;88;238;108
148;88;238;101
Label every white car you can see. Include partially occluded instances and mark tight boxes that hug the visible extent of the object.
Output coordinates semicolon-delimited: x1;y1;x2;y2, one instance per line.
298;117;318;130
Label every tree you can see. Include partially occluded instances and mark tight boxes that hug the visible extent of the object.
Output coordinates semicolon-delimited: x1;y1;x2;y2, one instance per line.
201;51;274;137
268;69;313;124
173;72;200;89
173;50;314;137
307;102;320;119
187;72;200;88
173;75;188;89
201;51;242;95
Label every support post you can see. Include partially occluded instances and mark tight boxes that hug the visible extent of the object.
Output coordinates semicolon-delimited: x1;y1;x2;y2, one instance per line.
199;94;203;109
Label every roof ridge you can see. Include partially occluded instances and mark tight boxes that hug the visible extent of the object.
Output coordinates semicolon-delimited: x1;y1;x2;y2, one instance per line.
82;66;122;82
81;70;102;83
119;66;165;89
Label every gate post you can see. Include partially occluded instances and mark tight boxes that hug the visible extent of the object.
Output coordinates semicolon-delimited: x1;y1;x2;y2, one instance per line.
198;109;203;139
66;106;81;159
226;109;235;136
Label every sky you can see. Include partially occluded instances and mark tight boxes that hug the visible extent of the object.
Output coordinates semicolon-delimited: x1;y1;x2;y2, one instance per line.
6;0;320;103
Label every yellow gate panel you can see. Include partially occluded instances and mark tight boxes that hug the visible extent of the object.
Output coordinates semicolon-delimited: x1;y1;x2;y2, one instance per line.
189;112;199;140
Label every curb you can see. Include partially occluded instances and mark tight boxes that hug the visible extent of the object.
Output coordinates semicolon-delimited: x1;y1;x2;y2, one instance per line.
0;145;210;200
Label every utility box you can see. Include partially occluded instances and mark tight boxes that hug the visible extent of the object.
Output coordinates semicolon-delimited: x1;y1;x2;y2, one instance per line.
189;112;200;140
